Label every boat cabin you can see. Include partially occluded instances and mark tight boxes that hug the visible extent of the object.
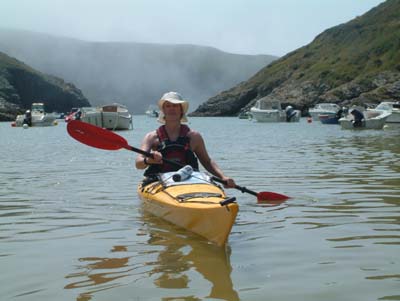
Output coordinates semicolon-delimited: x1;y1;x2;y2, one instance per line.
254;98;282;110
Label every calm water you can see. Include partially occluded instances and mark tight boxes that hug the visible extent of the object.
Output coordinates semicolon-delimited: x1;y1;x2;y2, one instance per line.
1;116;399;301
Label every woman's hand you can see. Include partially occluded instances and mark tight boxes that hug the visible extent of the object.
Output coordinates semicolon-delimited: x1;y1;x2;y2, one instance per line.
222;176;236;188
147;151;163;164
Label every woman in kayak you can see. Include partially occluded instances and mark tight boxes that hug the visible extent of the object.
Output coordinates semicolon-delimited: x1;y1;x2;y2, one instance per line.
135;91;236;188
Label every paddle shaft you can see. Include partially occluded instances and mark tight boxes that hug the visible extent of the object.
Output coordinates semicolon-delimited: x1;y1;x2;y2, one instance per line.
211;177;258;196
126;145;189;169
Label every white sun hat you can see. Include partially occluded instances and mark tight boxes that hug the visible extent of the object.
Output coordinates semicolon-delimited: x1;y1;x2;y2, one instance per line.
157;91;189;123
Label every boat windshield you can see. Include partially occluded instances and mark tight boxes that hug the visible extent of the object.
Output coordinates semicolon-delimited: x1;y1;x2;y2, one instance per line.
257;100;281;110
32;103;45;112
376;103;392;111
317;103;340;110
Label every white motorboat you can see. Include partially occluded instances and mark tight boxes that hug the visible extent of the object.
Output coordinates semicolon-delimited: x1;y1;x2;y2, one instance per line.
339;108;391;130
13;102;57;127
78;103;132;130
250;98;300;122
145;105;159;118
308;103;341;121
367;101;400;123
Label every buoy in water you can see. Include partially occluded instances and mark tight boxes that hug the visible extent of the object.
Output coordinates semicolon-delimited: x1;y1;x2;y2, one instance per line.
11;122;16;127
23;123;29;129
307;117;312;123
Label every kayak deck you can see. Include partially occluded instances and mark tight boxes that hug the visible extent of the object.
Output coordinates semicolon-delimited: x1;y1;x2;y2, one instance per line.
137;172;238;246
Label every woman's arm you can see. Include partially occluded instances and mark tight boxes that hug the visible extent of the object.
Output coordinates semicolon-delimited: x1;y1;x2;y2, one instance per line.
190;131;236;188
135;131;163;169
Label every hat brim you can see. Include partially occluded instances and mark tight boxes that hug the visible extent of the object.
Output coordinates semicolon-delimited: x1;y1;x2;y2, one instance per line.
158;98;188;113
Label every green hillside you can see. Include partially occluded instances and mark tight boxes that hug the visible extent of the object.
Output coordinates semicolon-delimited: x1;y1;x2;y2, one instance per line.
192;0;400;116
0;52;90;121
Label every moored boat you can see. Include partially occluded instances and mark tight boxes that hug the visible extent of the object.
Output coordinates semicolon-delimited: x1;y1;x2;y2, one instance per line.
339;108;391;130
250;97;300;122
66;103;133;130
238;109;251;119
13;102;57;127
145;105;160;118
318;114;340;124
64;108;79;122
366;101;400;123
137;170;238;247
309;103;341;121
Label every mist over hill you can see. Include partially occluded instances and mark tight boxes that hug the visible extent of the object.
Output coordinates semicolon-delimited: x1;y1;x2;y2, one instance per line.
0;51;89;121
0;29;276;114
191;0;400;116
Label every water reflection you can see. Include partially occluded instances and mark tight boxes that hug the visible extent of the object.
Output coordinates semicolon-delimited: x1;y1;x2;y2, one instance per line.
303;130;400;201
64;245;133;301
141;212;239;301
64;212;239;301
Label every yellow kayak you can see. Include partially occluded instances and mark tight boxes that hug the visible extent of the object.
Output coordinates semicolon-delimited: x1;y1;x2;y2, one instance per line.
137;171;238;247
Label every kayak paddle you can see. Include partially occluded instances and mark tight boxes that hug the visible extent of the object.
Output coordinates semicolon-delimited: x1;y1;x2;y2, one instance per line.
67;120;290;203
210;176;289;202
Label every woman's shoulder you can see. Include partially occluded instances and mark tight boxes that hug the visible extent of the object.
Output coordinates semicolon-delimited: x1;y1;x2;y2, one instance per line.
187;129;204;146
143;130;159;142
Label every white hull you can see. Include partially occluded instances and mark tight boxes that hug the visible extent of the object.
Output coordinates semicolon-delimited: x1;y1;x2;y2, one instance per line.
309;103;341;121
80;104;132;130
251;109;292;122
250;98;300;123
339;111;391;130
14;113;57;127
81;111;132;130
145;111;159;117
386;112;400;123
309;111;336;121
367;102;400;123
145;105;159;118
250;109;300;122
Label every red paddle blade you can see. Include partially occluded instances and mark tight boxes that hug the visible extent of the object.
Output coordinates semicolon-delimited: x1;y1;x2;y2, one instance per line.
67;120;128;150
257;191;290;203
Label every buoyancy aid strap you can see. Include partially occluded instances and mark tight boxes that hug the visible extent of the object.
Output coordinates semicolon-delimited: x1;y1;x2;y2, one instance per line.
157;125;191;142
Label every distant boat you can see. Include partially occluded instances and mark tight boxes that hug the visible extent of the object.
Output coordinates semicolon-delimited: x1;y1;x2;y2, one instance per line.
238;109;251;119
339;108;391;130
12;102;57;127
64;108;79;123
367;101;400;123
145;105;159;118
309;103;341;121
318;114;340;124
250;98;300;122
66;103;133;130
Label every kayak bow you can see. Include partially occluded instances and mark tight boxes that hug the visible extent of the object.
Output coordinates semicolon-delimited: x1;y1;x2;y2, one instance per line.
138;171;238;246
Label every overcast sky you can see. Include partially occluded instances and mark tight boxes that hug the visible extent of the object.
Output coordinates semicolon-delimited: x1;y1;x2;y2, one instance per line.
2;0;384;56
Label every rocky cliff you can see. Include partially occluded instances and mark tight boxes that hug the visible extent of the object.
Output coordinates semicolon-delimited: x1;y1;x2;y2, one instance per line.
191;0;400;116
0;52;90;121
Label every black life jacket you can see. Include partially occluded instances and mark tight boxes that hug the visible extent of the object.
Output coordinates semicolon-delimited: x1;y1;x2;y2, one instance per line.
144;125;199;176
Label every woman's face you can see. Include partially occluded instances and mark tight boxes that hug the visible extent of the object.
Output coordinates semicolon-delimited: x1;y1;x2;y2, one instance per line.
162;102;182;122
